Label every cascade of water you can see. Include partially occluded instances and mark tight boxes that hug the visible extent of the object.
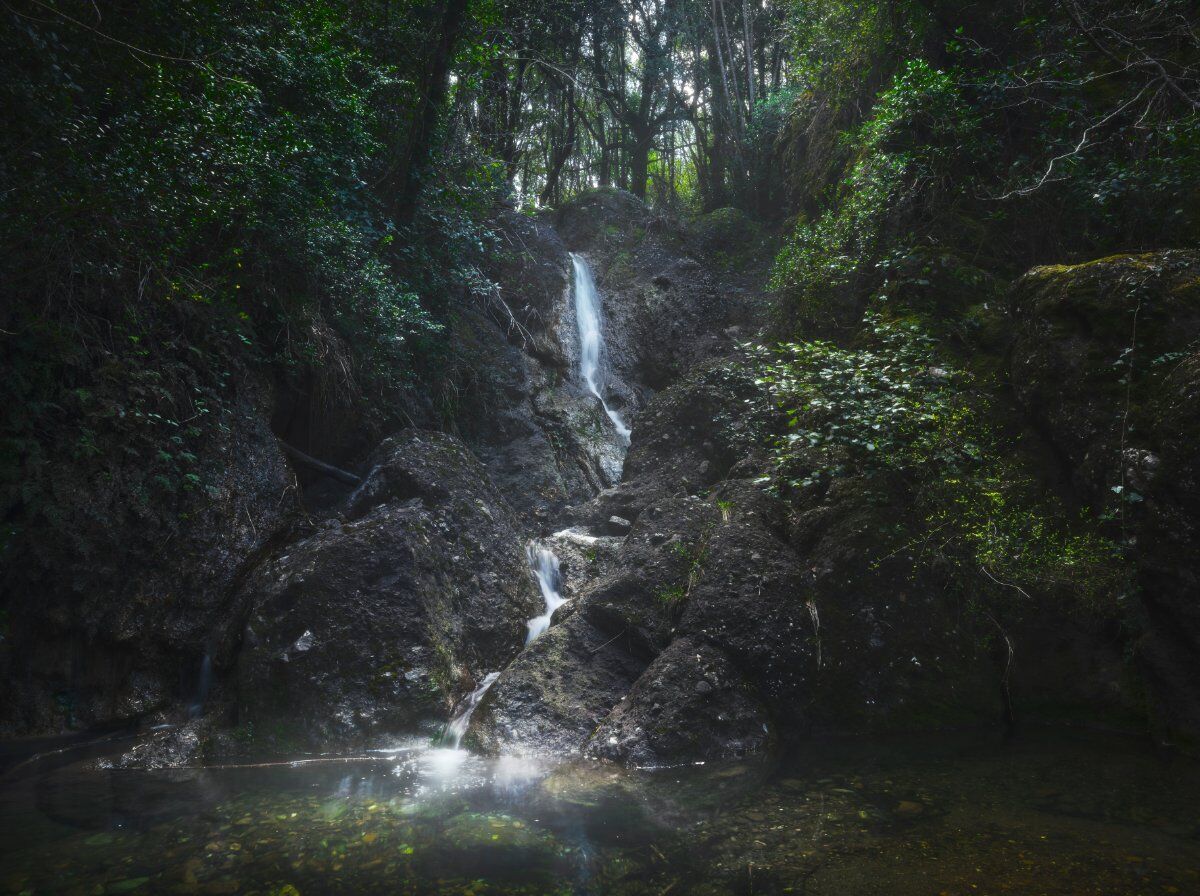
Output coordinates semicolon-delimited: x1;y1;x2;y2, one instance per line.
435;547;565;752
525;542;567;644
436;258;622;753
442;671;500;750
570;253;631;445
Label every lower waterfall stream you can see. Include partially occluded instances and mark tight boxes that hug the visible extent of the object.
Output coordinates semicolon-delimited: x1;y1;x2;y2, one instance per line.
525;542;567;645
441;672;501;751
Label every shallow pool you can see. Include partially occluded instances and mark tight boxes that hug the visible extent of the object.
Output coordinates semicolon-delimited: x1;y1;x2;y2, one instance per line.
0;729;1197;894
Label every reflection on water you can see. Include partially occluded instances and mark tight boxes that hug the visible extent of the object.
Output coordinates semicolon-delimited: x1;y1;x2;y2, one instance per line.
1;730;1198;894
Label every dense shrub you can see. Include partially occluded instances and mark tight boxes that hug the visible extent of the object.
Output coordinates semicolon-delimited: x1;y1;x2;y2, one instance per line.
750;312;1126;612
0;0;502;567
771;60;981;328
770;1;1200;328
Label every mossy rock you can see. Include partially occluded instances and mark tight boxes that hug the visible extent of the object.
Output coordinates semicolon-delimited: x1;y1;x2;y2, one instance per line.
1009;250;1200;747
1009;250;1200;501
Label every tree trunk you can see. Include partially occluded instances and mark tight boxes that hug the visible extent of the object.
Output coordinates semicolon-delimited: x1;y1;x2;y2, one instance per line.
541;86;577;206
392;0;470;223
629;134;652;199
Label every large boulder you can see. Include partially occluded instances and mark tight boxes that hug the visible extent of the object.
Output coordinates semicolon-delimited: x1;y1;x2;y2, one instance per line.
233;430;539;750
466;612;648;758
1008;251;1200;742
587;637;774;766
570;359;778;530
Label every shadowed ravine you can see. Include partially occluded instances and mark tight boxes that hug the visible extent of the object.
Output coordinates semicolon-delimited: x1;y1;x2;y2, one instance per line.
6;218;1200;894
6;1;1200;892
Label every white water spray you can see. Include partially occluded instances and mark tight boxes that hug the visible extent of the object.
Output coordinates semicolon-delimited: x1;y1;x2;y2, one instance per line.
526;543;567;644
442;671;500;750
570;253;631;445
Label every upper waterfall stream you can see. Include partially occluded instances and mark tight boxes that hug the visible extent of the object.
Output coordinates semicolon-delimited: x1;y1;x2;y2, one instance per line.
570;252;631;445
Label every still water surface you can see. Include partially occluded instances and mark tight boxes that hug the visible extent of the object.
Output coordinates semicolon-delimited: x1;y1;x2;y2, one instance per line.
1;729;1197;895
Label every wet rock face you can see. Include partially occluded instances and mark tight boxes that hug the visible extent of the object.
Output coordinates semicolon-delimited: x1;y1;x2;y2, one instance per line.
457;207;628;524
675;489;815;710
486;209;574;367
451;304;608;527
471;359;1130;765
0;380;296;737
587;638;773;766
554;190;761;399
235;430;539;750
465;612;648;758
458;193;765;528
571;359;777;531
1009;251;1200;741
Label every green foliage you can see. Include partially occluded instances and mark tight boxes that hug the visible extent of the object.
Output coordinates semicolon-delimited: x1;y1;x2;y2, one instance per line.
771;60;982;325
966;2;1200;249
773;1;1200;327
751;312;1125;610
753;313;969;478
783;0;922;104
655;584;688;608
1;1;462;378
0;0;507;594
655;533;712;612
716;499;734;522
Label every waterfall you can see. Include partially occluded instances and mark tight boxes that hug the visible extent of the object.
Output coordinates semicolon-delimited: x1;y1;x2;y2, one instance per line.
570;253;631;445
442;671;500;750
526;542;567;644
438;545;565;750
188;653;213;719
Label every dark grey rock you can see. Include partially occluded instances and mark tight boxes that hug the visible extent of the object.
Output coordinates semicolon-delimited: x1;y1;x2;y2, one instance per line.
587;638;773;766
0;378;296;737
234;430;539;751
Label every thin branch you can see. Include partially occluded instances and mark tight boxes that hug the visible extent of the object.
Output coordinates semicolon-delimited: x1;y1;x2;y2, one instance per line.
988;82;1153;200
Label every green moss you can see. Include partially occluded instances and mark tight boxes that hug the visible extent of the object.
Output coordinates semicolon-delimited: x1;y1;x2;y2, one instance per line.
656;584;687;608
